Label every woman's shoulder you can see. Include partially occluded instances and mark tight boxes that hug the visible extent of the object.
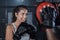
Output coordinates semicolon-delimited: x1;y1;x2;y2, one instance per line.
6;23;14;31
7;23;13;27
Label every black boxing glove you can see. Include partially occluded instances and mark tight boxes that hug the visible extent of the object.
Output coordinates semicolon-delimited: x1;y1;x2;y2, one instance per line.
13;22;36;40
40;7;56;29
13;22;27;40
21;23;36;39
26;24;36;39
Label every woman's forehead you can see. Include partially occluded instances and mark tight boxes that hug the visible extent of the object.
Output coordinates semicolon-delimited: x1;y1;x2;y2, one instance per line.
20;9;28;13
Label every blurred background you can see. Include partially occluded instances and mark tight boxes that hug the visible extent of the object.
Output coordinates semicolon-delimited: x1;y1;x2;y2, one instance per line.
0;0;60;40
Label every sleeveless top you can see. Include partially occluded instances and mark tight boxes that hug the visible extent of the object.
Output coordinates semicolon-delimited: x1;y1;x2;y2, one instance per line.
12;23;30;40
12;23;17;34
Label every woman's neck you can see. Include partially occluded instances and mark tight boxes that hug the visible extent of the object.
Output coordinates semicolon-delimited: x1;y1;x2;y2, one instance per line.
13;20;22;29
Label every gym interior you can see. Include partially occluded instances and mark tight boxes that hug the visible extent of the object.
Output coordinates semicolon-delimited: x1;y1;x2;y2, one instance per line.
0;0;60;40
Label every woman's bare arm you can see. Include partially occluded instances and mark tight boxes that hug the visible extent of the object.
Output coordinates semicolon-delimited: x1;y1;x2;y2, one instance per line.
5;25;13;40
46;29;57;40
30;39;35;40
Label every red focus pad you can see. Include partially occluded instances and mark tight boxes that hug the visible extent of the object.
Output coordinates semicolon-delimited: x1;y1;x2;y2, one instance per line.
36;2;55;24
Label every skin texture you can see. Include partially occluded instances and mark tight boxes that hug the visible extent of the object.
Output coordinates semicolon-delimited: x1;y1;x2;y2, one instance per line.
5;9;28;40
46;29;57;40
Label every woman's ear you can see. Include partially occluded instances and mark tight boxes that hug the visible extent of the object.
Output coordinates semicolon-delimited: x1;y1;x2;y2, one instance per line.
15;12;18;17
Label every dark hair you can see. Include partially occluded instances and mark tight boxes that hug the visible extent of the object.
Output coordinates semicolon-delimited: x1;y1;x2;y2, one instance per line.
12;5;28;22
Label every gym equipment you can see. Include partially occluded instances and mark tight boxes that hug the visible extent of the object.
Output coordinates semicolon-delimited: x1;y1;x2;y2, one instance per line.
36;2;57;29
36;2;57;40
13;22;35;40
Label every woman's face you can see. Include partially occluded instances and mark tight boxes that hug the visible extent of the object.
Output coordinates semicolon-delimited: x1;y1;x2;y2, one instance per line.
15;9;28;22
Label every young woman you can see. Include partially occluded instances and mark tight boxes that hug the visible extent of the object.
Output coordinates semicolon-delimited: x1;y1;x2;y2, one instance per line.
5;5;34;40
